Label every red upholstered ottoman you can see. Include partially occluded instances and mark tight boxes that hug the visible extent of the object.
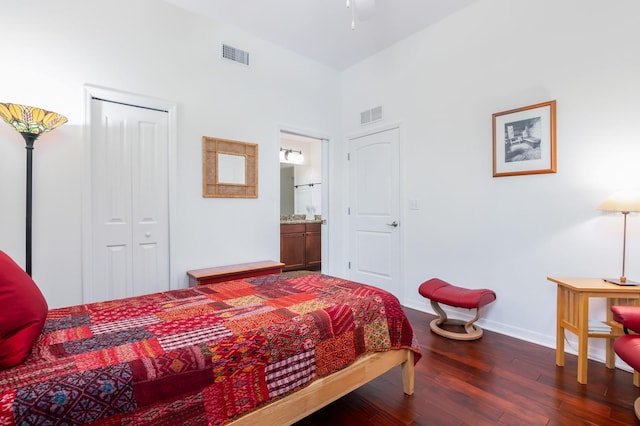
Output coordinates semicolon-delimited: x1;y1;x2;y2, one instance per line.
419;278;496;340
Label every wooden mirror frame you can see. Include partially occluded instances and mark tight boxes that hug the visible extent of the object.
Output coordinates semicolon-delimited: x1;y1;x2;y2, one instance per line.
203;136;258;198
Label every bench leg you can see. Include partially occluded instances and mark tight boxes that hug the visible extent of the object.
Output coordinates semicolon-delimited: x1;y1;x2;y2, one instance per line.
429;300;484;341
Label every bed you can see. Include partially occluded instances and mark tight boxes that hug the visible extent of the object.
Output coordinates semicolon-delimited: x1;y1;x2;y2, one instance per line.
0;265;421;425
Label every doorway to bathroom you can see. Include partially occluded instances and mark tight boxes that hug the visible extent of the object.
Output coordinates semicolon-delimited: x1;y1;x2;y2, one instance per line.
279;131;327;273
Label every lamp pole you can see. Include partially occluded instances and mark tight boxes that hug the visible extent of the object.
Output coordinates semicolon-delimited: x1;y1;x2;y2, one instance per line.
22;133;38;276
621;211;629;283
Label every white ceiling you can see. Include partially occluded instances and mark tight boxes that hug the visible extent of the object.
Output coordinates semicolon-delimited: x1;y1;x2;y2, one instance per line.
164;0;477;70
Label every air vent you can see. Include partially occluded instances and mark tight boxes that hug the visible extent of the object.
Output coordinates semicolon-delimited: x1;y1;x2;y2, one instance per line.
371;106;382;121
360;106;383;125
222;44;250;66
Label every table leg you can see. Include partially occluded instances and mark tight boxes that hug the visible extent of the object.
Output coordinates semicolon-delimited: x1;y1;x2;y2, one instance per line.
605;338;616;369
577;293;589;384
555;286;565;366
605;298;616;369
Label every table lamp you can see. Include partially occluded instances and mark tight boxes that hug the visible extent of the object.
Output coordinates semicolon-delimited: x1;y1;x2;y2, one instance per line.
599;190;640;285
0;103;67;276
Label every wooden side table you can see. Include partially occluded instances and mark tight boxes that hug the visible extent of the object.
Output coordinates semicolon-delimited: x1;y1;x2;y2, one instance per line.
548;276;640;385
188;260;285;287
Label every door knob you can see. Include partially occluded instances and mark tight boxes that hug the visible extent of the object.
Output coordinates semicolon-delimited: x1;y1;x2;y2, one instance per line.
145;232;151;237
386;221;399;227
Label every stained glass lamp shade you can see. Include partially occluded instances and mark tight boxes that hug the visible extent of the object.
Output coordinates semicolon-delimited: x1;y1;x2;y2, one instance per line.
0;103;67;135
0;103;67;276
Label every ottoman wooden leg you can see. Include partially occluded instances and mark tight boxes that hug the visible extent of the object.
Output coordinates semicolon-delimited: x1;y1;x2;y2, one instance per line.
429;300;484;341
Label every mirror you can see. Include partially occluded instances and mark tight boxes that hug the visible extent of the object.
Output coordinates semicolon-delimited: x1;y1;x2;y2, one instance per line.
218;153;246;184
203;136;258;198
280;165;294;215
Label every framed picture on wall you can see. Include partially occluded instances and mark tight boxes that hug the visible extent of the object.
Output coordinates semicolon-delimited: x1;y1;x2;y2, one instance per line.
492;100;556;177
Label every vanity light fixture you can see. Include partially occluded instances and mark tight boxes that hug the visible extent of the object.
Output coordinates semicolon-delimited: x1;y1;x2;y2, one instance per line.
279;147;304;165
0;103;67;276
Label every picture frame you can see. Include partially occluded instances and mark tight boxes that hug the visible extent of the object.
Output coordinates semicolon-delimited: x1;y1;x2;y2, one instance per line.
202;136;258;198
492;100;556;177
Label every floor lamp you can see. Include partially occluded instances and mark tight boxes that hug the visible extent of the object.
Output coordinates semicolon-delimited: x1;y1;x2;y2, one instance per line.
0;103;67;276
599;190;640;285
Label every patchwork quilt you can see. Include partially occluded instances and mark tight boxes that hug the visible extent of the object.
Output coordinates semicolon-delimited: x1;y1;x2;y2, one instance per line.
0;273;421;425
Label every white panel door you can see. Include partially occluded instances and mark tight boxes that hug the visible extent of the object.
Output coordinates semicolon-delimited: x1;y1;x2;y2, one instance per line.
90;99;170;303
348;127;401;298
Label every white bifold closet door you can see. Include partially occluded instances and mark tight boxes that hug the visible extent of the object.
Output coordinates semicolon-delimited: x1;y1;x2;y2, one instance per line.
89;98;170;303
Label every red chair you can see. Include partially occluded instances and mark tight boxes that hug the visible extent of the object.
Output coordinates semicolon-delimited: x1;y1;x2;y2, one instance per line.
611;305;640;419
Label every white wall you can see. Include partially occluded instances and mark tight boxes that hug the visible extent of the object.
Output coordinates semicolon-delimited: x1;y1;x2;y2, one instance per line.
0;0;341;308
340;0;640;361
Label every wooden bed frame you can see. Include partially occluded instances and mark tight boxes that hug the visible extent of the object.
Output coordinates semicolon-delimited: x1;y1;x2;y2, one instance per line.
229;348;415;425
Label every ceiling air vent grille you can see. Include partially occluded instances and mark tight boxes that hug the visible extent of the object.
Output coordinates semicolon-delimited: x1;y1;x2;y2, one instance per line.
360;106;383;125
222;44;250;66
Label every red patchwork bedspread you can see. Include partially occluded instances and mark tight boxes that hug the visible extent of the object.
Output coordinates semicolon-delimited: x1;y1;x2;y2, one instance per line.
0;273;421;425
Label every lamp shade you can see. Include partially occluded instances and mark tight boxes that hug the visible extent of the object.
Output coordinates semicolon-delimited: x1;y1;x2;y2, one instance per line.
0;103;67;135
599;191;640;213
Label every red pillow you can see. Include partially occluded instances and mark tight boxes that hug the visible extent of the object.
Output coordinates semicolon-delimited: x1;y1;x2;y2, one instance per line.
0;250;48;369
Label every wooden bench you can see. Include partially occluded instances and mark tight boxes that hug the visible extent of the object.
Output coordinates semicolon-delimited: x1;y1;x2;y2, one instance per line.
187;260;285;287
418;278;496;340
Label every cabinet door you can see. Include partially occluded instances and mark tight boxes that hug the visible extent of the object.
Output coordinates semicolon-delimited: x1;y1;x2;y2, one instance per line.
305;229;321;269
281;229;306;271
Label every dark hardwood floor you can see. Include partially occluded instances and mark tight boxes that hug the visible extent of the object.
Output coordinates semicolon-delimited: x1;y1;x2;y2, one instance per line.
294;307;640;425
